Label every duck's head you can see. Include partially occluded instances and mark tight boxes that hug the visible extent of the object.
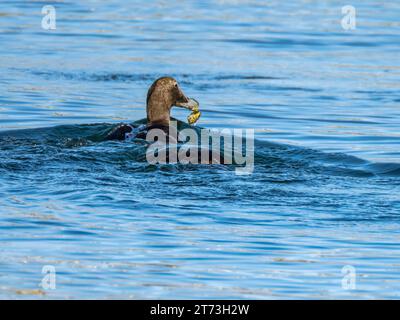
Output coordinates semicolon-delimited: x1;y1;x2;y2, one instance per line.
146;77;197;126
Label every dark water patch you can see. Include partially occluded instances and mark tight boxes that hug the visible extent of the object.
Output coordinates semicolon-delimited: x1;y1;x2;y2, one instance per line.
30;31;124;39
213;75;282;81
340;41;380;48
0;121;394;180
299;117;380;125
365;162;400;176
62;229;99;236
30;70;283;84
311;95;339;101
31;71;156;83
221;38;327;48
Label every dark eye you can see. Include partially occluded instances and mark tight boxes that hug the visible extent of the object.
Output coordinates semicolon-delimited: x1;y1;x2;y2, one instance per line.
174;83;178;88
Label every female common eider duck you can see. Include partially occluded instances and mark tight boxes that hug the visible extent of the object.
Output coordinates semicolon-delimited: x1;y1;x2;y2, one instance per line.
105;77;233;166
106;77;198;141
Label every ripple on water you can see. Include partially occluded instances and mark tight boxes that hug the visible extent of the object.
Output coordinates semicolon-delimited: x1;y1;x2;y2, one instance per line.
1;0;400;299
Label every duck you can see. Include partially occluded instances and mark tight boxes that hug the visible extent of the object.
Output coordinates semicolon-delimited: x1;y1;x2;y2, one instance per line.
105;77;198;141
104;77;229;165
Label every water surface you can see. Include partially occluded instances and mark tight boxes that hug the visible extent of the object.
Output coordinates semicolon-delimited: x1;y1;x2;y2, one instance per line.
0;0;400;299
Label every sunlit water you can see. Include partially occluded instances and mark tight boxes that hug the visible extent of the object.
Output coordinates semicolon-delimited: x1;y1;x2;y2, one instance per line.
1;1;400;299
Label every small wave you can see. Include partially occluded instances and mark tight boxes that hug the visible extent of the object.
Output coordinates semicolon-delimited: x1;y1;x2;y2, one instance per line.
29;70;282;84
31;71;156;83
2;121;398;180
365;162;400;176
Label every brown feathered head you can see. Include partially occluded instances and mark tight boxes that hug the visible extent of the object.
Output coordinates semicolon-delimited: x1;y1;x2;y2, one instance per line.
146;77;197;126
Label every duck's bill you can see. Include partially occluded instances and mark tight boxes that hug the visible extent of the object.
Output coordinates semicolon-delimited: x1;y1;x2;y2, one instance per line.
175;97;199;111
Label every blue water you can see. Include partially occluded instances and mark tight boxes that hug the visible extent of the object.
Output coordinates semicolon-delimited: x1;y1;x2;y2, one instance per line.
1;0;400;299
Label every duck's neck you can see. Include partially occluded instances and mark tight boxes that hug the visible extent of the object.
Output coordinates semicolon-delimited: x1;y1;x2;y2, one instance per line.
146;103;171;127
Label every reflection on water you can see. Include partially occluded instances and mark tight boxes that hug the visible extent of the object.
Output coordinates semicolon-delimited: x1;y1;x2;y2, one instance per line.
0;1;400;299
